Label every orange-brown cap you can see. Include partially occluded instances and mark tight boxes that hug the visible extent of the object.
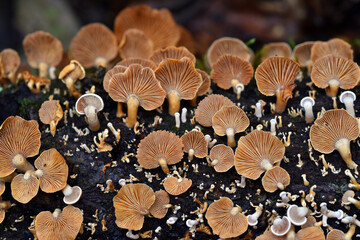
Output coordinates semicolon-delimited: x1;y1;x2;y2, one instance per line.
262;166;290;192
163;174;192;196
206;37;250;67
311;55;360;97
0;199;11;224
150;46;196;66
35;205;83;240
116;58;157;70
39;100;63;136
155;57;202;115
255;56;299;113
176;25;196;54
195;94;235;127
114;5;180;51
195;69;211;97
149;190;170;219
205;197;248;238
11;171;39;204
292;41;315;67
209;144;234;172
212;106;249;147
70;23;118;68
342;190;355;205
255;230;286;240
326;229;346;240
34;148;68;193
262;42;292;60
113;183;155;230
311;38;353;63
137;130;183;174
0;49;20;83
180;130;207;161
59;60;85;83
296;226;325;240
0;116;40;177
119;28;154;59
235;130;285;180
103;65;127;92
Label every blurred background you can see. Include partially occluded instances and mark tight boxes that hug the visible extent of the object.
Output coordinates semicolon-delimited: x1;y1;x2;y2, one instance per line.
1;0;360;57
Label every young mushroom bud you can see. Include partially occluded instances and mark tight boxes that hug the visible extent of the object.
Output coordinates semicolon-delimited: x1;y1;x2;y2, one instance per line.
59;60;85;98
300;97;315;123
247;204;263;226
339;91;356;117
62;184;82;205
75;93;104;131
270;216;291;236
39;100;63;136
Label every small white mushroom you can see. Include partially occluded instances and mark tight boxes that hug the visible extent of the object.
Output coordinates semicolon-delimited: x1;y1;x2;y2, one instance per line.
300;97;315;123
255;102;262;119
75;93;104;131
62;184;82;205
287;205;308;226
320;202;344;227
175;112;180;128
340;91;356;117
166;216;178;225
181;108;187;123
270;119;277;135
107;122;120;142
186;219;199;228
270;216;291;236
126;230;139;239
247;204;263;226
235;83;244;99
276;191;291;208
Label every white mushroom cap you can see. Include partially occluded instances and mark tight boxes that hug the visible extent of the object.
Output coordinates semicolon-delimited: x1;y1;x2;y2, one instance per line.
339;91;356;103
300;96;315;107
287;205;308;226
247;214;259;226
270;216;291;236
75;93;104;115
63;185;82;205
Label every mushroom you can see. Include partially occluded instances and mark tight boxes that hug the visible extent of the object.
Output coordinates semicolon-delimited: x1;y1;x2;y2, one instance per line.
150;46;196;66
255;56;300;113
154;57;202;115
39;100;63;136
247;204;263;227
210;54;254;99
11;170;39;204
116;58;157;70
70;23;118;68
256;230;286;240
327;225;356;240
300;97;315;123
311;55;360;97
0;48;21;84
296;226;325;240
163;171;192;196
234;130;285;180
75;93;104;131
320;202;343;227
176;25;196;54
262;42;292;60
205;197;248;238
310;109;359;169
287;205;308;226
209;144;234;172
108;64;166;127
262;166;290;193
270;216;291;236
149;190;171;219
58;60;85;98
180;130;207;161
22;71;51;93
0;116;41;177
113;183;155;230
292;41;315;73
34;148;68;193
114;5;180;51
195;94;235;127
190;69;211;106
0;198;11;224
212;106;250;147
311;38;353;63
23;31;63;78
35;205;83;240
118;28;154;59
62;184;82;205
339;91;356;117
342;190;360;208
137;130;183;174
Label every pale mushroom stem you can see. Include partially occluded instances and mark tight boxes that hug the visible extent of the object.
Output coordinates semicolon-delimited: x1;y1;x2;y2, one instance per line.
303;102;314;123
210;159;219;167
12;154;34;172
168;91;181;116
230;206;240;216
275;84;296;114
62;184;73;196
52;209;61;219
95;57;107;68
50;120;57;136
345;224;356;240
116;102;125;118
126;96;140;128
84;105;100;131
158;158;169;174
277;182;285;190
65;77;81;98
34;169;44;178
260;159;273;171
38;62;49;78
343;97;356;117
226;128;236;147
325;79;340;97
335;138;357;169
188;149;195;161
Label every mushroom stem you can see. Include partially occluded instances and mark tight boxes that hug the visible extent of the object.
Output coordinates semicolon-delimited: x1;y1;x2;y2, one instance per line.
34;169;44;178
210;159;219;167
116;102;125;118
126;96;140;128
62;184;73;196
335;138;357;169
50;120;57;136
167;91;181;116
12;154;34;172
38;62;49;78
302;100;314;123
255;102;262;119
348;197;360;208
158;158;169;174
344;224;356;240
235;83;244;100
52;208;61;219
277;182;285;190
65;77;81;98
188;149;195;161
95;57;107;68
230;206;240;216
226;128;236;147
343;96;356;117
84;105;100;131
260;159;273;171
326;79;340;97
275;85;295;113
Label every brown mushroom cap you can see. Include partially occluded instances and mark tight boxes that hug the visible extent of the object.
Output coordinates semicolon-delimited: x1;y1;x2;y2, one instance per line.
176;25;196;54
39;100;63;136
137;130;184;174
255;56;300;113
0;199;11;224
114;5;180;51
255;230;286;240
195;94;235;127
311;38;353;63
211;54;254;90
342;190;355;205
235;130;285;180
163;175;192;196
70;23;118;68
293;41;315;67
205;197;248;238
311;55;360;97
326;229;346;240
296;226;325;240
209;144;234;172
34;148;68;193
116;58;157;70
11;171;39;204
103;65;127;92
149;190;170;219
35;205;83;240
0;181;4;196
262;42;292;60
0;48;20;82
150;46;196;66
113;183;155;230
196;69;211;97
59;60;85;83
0;116;41;177
119;28;154;60
180;130;207;160
262;166;290;192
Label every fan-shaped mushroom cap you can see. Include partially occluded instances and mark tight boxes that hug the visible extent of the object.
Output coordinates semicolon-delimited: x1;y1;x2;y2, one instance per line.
176;25;196;54
293;41;315;67
35;205;83;240
209;144;234;172
327;225;356;240
0;48;20;83
235;130;285;180
206;37;250;67
62;185;82;205
271;216;291;236
114;5;180;51
70;23;118;68
34;148;68;193
23;31;63;78
195;94;235;127
255;56;300;113
196;69;211;97
287;205;308;226
108;64;166;127
149;190;170;219
116;58;157;70
180;130;207;161
310;109;359;169
163;174;192;196
205;197;248;238
311;38;353;63
11;171;39;204
0;116;41;177
262;42;292;60
58;60;85;98
212;106;250;147
39;100;63;136
118;28;154;60
103;66;127;93
311;55;360;97
113;183;155;230
150;46;196;66
342;190;355;205
0;199;11;224
75;93;104;131
296;226;325;240
155;57;201;115
262;166;290;192
256;230;286;240
137;130;184;174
